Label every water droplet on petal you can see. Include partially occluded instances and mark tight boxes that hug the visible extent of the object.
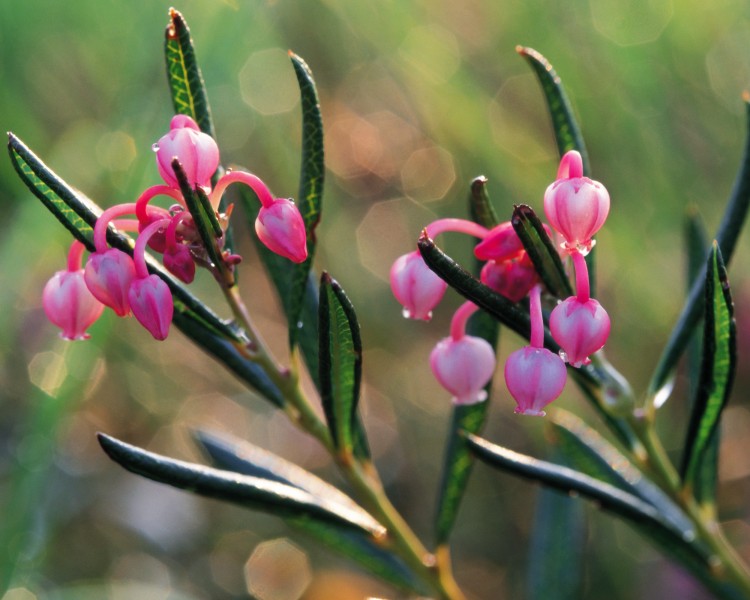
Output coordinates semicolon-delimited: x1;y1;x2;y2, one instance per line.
152;143;160;153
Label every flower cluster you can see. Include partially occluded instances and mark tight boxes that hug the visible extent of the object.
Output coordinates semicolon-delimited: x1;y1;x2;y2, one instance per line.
390;150;611;416
43;115;308;341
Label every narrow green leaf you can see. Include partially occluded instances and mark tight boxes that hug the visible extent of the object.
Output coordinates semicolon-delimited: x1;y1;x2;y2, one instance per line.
511;204;573;298
319;273;364;453
517;46;590;175
434;185;501;544
98;433;384;537
289;518;425;594
287;52;324;348
649;97;750;404
527;466;585;600
172;160;228;277
550;410;693;536
681;243;736;488
8;133;285;406
468;433;746;599
164;8;216;139
518;46;597;295
468;176;500;228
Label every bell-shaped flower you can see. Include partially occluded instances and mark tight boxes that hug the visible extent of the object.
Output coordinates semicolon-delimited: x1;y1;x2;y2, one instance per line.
163;243;196;283
84;249;137;316
43;269;105;340
390;251;447;321
128;274;173;341
255;198;308;263
504;346;567;416
549;296;610;367
430;334;496;405
154;115;220;190
543;150;610;253
474;221;524;262
480;254;539;303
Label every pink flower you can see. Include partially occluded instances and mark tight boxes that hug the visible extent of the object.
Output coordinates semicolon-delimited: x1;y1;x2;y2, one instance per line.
480;254;539;303
504;346;567;416
255;198;308;263
390;251;447;321
43;269;104;340
128;275;173;341
84;249;137;316
163;243;196;283
549;296;610;367
154;115;220;190
543;150;609;253
430;334;496;405
473;221;524;262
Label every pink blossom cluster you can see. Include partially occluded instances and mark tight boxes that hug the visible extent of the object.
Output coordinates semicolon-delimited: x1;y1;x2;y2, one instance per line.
390;150;611;416
43;115;308;341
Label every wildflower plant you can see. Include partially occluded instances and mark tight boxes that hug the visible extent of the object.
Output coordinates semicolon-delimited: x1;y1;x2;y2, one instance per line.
6;9;750;600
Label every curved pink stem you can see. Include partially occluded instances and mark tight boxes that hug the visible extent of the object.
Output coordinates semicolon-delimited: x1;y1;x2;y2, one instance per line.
572;250;590;303
134;218;171;279
450;300;479;341
66;240;87;272
135;185;181;223
165;211;190;248
557;150;583;180
529;284;544;348
425;218;489;241
94;203;140;252
210;171;275;209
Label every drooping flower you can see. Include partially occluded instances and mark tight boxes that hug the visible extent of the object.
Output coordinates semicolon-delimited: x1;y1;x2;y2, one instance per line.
549;250;610;367
84;248;137;316
390;251;447;321
473;221;524;262
480;253;539;303
503;284;567;416
255;198;308;263
430;301;496;405
543;150;609;253
128;275;173;341
43;241;104;340
154;115;220;190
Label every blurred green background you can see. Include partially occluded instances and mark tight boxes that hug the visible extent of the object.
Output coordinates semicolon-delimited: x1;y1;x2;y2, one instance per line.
2;0;750;598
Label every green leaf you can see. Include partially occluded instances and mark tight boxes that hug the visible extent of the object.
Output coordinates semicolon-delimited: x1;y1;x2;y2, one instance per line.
680;243;736;489
550;410;693;536
467;433;746;599
468;176;500;228
164;8;216;140
648;97;750;405
511;204;573;298
194;430;415;590
8;133;285;406
526;463;585;600
518;46;598;295
319;273;364;454
433;184;501;544
287;52;324;348
517;46;590;175
98;433;384;537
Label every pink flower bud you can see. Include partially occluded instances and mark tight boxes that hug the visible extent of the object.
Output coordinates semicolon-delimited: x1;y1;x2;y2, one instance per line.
255;198;308;263
84;249;137;316
474;221;524;262
390;251;447;321
43;269;105;340
504;346;567;416
430;335;496;405
154;115;220;190
128;275;174;340
544;151;609;252
163;243;196;283
480;254;539;303
549;297;610;367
